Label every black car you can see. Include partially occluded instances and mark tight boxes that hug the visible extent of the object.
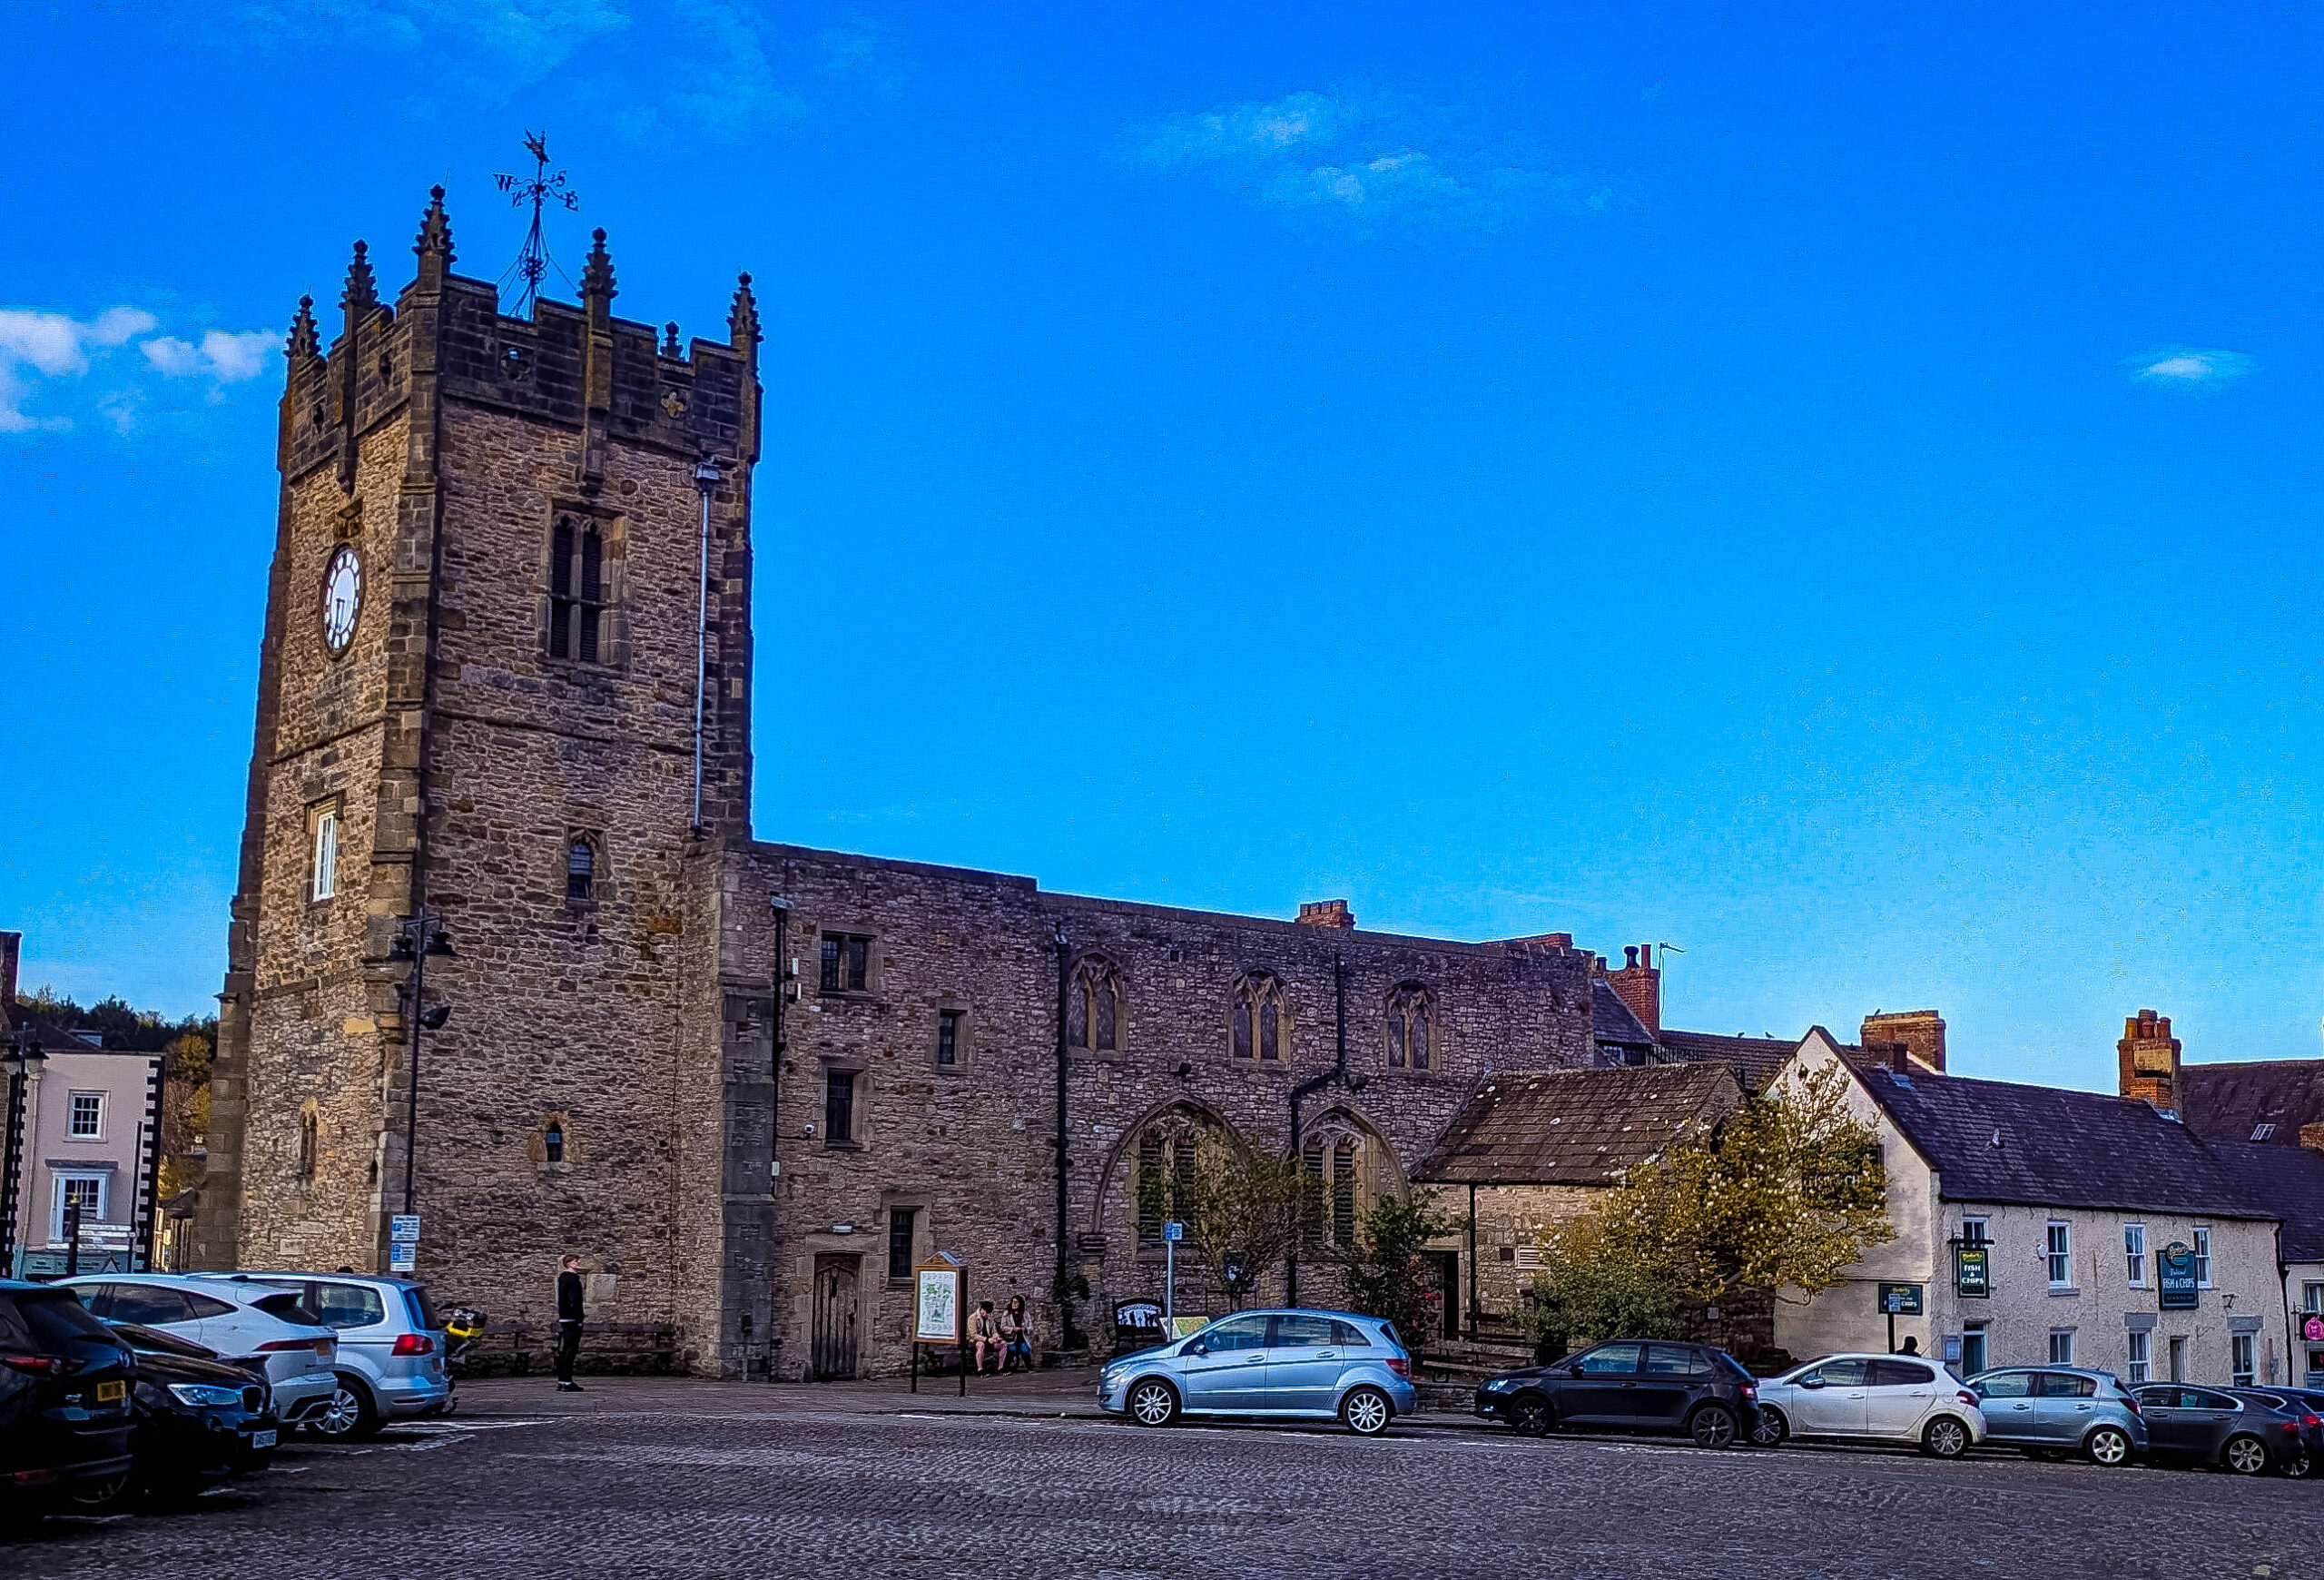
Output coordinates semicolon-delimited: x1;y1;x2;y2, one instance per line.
2132;1384;2308;1476
0;1279;135;1516
86;1321;279;1508
2228;1389;2324;1479
1474;1338;1761;1448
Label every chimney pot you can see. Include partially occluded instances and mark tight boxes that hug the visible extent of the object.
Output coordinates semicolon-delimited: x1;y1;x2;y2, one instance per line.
1624;945;1639;968
1640;944;1651;969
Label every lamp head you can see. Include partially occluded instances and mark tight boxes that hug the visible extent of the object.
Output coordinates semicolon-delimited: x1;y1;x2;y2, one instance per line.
424;929;455;959
419;1005;452;1031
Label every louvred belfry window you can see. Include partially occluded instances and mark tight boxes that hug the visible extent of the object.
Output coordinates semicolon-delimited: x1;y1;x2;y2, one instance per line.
549;516;605;662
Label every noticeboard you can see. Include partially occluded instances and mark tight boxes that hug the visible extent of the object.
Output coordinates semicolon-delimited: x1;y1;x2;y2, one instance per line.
914;1252;963;1343
1877;1282;1924;1316
2158;1243;2200;1311
1955;1246;1991;1299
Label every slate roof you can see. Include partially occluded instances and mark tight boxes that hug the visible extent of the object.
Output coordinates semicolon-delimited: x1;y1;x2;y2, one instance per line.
1590;979;1655;1053
1846;1062;2271;1220
1657;1029;1801;1092
2177;1060;2324;1149
1412;1063;1742;1186
2210;1141;2324;1264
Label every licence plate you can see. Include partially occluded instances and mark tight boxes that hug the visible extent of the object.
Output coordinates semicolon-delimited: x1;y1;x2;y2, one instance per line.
250;1429;278;1449
95;1380;126;1403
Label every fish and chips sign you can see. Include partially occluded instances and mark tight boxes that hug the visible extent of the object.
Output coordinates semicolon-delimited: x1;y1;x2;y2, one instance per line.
2158;1242;2200;1311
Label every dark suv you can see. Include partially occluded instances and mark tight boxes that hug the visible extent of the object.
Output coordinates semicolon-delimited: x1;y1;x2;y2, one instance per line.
1475;1338;1761;1448
0;1279;136;1514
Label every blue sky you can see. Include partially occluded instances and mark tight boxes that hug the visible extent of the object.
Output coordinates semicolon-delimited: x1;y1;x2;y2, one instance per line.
3;3;2318;1091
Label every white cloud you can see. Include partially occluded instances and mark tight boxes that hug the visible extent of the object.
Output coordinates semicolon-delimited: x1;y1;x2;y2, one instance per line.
0;306;272;435
142;329;276;381
0;306;160;432
1130;90;1604;232
2127;347;2259;388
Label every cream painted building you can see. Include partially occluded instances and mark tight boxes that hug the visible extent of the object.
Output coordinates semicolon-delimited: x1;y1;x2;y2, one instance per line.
1772;1030;2292;1388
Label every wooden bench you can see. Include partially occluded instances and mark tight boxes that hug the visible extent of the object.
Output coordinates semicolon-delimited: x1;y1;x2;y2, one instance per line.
454;1319;678;1377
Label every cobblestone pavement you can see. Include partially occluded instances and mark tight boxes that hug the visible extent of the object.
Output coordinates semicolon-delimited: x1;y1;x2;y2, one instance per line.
5;1375;2311;1580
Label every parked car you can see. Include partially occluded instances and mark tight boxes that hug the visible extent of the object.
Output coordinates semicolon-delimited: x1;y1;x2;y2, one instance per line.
2227;1389;2324;1478
2130;1384;2302;1476
1098;1308;1417;1436
1473;1339;1761;1449
77;1323;277;1509
57;1274;339;1431
1751;1353;1986;1458
1968;1367;2148;1466
202;1272;455;1437
0;1279;134;1516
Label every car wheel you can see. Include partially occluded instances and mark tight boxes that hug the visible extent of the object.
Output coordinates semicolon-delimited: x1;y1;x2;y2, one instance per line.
1342;1387;1394;1437
1509;1394;1554;1437
1748;1407;1788;1448
310;1374;381;1441
1127;1378;1180;1427
1921;1417;1970;1459
2083;1427;2132;1467
2222;1434;2270;1476
1689;1403;1739;1449
2280;1447;2315;1480
60;1473;132;1514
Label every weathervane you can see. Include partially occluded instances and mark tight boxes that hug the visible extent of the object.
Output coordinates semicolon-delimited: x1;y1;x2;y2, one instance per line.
494;132;579;317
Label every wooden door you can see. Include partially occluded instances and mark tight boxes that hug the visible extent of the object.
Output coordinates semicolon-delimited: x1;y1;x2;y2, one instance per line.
811;1256;860;1380
1426;1250;1462;1339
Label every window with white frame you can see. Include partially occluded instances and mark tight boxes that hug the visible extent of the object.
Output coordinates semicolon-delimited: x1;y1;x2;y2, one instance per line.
2303;1281;2323;1315
2046;1222;2073;1287
310;804;340;902
2125;1329;2150;1384
1960;1216;1989;1245
2048;1328;2074;1365
52;1173;105;1240
68;1092;103;1140
2231;1332;2256;1386
2123;1224;2146;1287
2192;1227;2212;1288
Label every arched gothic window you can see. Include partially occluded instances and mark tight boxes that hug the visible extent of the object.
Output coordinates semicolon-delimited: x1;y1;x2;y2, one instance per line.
549;515;605;663
1133;1112;1209;1248
1386;983;1434;1071
1300;1124;1380;1249
1067;957;1126;1052
566;835;598;903
1231;972;1290;1062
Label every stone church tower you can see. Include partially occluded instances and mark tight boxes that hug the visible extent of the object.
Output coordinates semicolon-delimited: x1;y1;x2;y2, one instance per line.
192;190;763;1330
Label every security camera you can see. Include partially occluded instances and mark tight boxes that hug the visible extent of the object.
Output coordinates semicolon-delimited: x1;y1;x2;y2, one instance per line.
802;1122;815;1137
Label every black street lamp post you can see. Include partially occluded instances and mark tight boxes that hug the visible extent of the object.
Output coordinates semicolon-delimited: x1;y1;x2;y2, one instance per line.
0;1032;46;1275
388;913;457;1222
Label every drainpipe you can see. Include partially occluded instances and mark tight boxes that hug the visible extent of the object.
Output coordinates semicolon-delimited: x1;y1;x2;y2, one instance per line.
1287;952;1353;1308
690;459;719;836
1467;1182;1480;1341
1053;918;1074;1348
766;893;789;1384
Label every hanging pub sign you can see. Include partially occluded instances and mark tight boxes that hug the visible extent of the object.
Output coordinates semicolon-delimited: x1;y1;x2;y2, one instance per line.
1955;1245;1991;1299
2158;1242;2200;1310
914;1252;963;1343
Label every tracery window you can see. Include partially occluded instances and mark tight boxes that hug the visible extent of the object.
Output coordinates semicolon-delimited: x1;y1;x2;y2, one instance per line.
549;515;606;663
1231;972;1289;1062
1067;958;1127;1052
1135;1121;1203;1248
1385;983;1434;1071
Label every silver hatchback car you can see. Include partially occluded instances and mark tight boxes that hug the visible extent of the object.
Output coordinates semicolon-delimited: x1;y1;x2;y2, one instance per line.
1969;1367;2148;1466
1098;1308;1418;1436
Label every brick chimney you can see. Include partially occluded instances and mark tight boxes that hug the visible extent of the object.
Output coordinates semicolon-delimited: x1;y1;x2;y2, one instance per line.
1861;1010;1945;1073
0;930;18;1030
1608;944;1661;1036
1296;900;1354;931
2301;1122;2324;1153
2117;1009;2181;1113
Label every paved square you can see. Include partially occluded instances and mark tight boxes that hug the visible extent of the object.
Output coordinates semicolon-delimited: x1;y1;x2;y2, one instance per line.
5;1377;2306;1579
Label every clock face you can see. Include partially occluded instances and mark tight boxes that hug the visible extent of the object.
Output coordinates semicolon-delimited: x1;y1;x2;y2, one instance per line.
320;546;362;654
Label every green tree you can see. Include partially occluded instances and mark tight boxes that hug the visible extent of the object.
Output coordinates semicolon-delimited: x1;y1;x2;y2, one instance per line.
1141;1134;1318;1308
1332;1189;1462;1344
1514;1214;1684;1356
1540;1061;1894;1322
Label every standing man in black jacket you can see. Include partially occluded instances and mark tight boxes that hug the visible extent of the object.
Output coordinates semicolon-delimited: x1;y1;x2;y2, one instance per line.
555;1255;586;1392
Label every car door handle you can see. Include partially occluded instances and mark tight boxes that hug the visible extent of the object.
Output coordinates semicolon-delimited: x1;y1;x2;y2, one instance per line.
1315;1351;1336;1359
1246;1355;1267;1364
2012;1404;2032;1411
